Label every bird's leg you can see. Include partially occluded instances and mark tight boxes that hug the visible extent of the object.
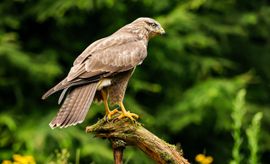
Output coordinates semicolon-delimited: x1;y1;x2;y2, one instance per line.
101;90;119;120
117;101;139;121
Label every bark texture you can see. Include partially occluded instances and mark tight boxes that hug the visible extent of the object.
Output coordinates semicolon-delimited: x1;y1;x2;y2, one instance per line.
86;116;189;164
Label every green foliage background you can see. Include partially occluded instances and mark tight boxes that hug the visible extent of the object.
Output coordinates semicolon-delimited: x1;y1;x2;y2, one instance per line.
0;0;270;163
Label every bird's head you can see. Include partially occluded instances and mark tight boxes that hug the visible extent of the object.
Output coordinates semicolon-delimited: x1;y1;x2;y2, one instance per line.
133;17;165;38
136;17;165;36
121;17;165;39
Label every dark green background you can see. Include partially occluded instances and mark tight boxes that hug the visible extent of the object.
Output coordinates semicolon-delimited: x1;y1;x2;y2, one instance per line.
0;0;270;163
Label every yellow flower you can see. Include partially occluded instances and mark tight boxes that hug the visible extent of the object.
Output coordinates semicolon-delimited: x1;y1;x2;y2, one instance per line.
195;154;205;162
1;160;12;164
23;156;35;163
12;154;36;164
203;156;213;164
13;154;24;162
195;153;213;164
2;154;35;164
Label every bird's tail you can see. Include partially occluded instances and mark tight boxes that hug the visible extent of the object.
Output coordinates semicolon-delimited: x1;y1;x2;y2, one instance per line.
49;82;98;129
42;78;70;100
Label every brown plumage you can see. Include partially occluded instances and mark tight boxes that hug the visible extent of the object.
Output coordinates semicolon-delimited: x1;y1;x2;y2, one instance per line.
42;17;165;128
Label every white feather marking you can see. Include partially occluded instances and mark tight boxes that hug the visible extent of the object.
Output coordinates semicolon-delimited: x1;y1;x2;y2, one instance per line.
97;79;112;90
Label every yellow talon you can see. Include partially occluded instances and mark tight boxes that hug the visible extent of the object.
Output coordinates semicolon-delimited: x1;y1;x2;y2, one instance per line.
106;109;120;120
117;101;139;121
101;90;119;121
117;111;139;120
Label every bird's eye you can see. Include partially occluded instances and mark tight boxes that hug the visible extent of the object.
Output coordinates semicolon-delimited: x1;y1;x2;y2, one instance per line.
150;23;158;28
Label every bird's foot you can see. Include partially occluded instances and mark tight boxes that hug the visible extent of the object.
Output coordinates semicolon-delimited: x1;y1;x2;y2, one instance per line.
117;111;139;121
106;109;120;121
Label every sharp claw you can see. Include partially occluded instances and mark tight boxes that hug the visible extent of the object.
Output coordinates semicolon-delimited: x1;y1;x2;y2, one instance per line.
117;111;139;121
105;109;120;121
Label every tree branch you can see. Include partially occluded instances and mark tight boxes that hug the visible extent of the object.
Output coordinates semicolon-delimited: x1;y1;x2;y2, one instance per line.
111;139;125;164
86;116;189;164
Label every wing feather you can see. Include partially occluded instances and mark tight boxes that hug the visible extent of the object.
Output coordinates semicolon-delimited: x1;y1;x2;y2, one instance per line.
42;32;147;99
79;40;147;78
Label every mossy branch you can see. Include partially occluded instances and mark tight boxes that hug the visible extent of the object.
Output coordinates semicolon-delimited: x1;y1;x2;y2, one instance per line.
86;116;189;164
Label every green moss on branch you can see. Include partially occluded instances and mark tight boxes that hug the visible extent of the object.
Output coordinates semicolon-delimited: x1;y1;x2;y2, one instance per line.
86;116;189;164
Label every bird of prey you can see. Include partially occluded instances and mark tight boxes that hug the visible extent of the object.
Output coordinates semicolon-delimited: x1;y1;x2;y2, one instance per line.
42;17;165;129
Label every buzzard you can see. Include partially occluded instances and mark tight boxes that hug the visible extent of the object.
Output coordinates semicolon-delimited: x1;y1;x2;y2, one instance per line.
42;17;165;128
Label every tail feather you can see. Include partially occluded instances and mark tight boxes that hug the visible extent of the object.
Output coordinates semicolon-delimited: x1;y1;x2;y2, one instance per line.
60;84;92;128
42;79;70;100
66;85;93;127
42;78;100;102
74;85;96;125
49;90;73;127
49;87;79;128
59;86;85;127
49;82;98;129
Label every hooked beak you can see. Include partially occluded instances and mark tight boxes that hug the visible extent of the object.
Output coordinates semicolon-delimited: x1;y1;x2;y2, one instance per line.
158;26;165;35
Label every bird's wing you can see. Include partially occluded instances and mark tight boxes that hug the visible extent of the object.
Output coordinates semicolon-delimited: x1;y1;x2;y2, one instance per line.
67;33;147;81
42;33;147;99
73;32;139;65
76;40;147;79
